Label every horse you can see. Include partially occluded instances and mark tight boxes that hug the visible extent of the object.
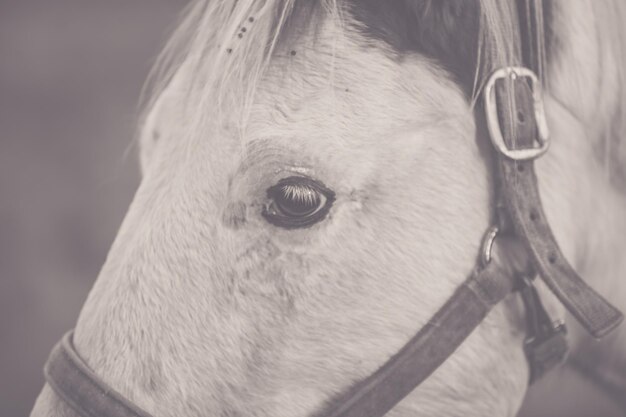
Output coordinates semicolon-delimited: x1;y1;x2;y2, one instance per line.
31;0;626;416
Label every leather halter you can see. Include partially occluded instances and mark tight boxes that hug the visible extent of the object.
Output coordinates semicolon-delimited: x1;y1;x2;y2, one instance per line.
43;15;623;417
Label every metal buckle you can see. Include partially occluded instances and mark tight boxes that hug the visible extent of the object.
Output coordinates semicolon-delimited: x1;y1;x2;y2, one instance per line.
484;67;550;161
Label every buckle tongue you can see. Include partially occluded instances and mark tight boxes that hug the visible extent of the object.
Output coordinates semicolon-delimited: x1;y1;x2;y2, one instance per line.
484;67;550;161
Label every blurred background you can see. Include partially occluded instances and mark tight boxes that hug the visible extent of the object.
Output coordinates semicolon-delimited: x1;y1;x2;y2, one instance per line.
0;1;185;415
0;1;622;416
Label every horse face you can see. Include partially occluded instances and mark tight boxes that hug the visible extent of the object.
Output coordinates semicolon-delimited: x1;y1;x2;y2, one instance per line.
33;13;530;417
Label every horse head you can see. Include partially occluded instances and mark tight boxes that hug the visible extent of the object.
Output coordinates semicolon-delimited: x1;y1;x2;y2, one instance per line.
32;1;626;416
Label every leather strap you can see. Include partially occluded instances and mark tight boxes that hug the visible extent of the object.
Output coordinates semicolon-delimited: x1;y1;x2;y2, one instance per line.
316;261;516;417
518;276;568;383
44;262;516;417
44;332;151;417
493;78;624;338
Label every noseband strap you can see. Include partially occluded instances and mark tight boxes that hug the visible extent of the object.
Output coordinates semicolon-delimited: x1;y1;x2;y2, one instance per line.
317;261;517;417
44;263;517;417
45;332;151;417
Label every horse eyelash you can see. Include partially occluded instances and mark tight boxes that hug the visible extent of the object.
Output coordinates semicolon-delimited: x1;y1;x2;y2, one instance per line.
280;184;319;204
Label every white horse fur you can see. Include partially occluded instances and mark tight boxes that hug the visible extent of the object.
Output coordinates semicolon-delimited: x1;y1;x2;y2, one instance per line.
32;0;626;416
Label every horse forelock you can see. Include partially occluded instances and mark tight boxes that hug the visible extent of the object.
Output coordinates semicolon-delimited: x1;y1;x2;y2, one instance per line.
140;0;553;139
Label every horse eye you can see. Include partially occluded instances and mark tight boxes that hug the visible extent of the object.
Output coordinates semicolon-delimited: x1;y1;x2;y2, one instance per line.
263;176;335;229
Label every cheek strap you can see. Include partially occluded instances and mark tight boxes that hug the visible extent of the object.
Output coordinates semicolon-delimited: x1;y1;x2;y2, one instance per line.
491;72;623;339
